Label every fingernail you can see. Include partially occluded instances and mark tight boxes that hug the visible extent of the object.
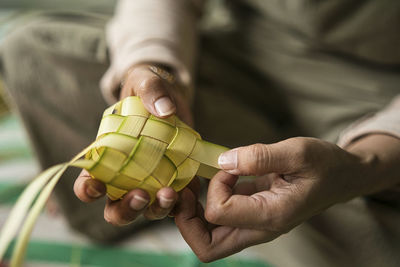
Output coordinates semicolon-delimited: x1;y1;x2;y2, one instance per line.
130;195;149;211
218;149;238;170
159;196;174;209
154;97;175;116
86;185;102;198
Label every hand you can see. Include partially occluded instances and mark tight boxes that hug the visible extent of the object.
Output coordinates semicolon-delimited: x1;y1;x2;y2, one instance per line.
174;137;377;262
120;64;193;126
74;63;193;225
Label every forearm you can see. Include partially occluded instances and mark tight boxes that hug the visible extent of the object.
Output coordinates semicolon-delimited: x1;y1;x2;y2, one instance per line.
345;134;400;197
334;94;400;199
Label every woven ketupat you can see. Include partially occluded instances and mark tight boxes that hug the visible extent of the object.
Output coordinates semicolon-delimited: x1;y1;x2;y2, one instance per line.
76;96;228;201
0;96;228;266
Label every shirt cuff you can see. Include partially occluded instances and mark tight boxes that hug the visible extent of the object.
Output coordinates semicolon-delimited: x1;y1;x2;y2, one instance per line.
100;43;193;104
337;95;400;148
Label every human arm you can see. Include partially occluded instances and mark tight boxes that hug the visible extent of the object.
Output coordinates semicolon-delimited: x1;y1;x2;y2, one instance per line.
173;94;400;262
73;0;204;225
100;0;203;104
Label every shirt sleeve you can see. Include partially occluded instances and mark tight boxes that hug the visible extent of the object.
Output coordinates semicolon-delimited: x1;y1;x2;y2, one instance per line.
100;0;204;104
337;95;400;148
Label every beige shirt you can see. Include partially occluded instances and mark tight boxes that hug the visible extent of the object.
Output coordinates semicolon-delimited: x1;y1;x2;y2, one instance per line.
101;0;400;147
100;0;202;103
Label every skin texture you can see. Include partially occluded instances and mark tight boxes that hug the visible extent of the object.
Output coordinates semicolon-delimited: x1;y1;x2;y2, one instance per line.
73;63;192;225
73;64;400;262
174;135;400;262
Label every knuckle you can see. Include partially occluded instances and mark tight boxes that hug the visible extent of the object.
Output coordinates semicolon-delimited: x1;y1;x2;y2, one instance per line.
104;214;122;226
204;198;233;225
104;207;134;226
204;203;224;224
249;143;266;157
204;206;218;224
138;76;164;95
197;254;212;263
288;137;312;166
241;143;269;175
103;210;113;224
195;249;214;263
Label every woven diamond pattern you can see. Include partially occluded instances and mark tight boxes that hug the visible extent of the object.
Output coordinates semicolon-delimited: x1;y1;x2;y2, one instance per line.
85;97;204;201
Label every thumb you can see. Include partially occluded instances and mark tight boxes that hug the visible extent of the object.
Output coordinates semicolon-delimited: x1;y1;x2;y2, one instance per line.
218;143;290;176
121;64;176;118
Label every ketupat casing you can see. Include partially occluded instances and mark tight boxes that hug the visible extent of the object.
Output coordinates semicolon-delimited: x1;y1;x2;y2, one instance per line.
0;96;229;266
75;96;229;201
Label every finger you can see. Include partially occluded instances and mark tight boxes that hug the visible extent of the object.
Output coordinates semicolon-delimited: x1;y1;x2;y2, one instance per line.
186;176;201;198
169;177;201;217
205;171;275;228
195;226;274;262
217;141;292;176
232;181;257;195
200;226;280;262
168;85;194;126
104;189;150;226
144;187;178;220
73;170;106;202
174;188;213;259
123;66;176;118
233;175;275;195
175;187;273;262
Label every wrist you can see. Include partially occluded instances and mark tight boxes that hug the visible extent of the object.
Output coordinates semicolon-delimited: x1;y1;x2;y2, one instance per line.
348;149;379;196
344;134;400;196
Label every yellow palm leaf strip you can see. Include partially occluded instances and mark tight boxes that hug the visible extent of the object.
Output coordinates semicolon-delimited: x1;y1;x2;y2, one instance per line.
152;156;177;187
10;164;69;267
9;145;93;267
164;126;199;191
119;136;167;202
2;95;231;265
85;96;229;199
171;158;200;192
0;164;63;260
189;140;230;179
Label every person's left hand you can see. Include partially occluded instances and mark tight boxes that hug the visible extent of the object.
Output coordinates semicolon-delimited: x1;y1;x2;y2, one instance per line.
174;137;376;262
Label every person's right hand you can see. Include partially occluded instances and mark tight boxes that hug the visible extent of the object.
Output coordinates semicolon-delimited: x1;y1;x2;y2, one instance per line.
174;137;380;262
73;63;193;226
